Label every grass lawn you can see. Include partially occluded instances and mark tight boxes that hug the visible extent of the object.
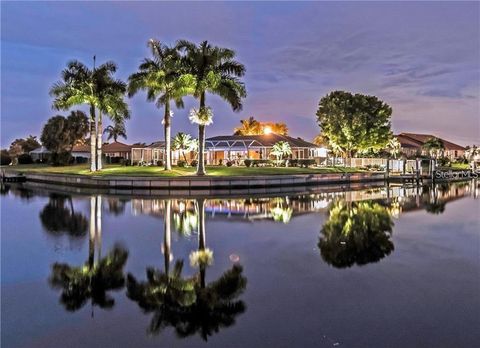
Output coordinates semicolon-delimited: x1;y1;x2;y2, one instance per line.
3;164;366;177
437;163;470;171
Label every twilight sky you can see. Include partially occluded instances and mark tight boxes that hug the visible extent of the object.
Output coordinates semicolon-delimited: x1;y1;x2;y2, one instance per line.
1;1;479;147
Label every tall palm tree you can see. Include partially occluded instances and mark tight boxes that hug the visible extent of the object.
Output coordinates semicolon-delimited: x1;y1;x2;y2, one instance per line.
50;59;130;171
172;132;195;162
128;39;195;170
177;40;247;175
103;122;127;142
234;116;260;135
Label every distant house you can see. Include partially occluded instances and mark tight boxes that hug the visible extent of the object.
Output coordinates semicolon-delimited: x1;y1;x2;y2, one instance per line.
29;146;51;162
103;141;133;161
396;133;465;160
205;134;327;165
71;144;91;160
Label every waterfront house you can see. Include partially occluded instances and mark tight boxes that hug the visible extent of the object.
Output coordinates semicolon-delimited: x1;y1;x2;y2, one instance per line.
130;133;327;165
396;133;465;160
205;134;327;165
103;141;133;162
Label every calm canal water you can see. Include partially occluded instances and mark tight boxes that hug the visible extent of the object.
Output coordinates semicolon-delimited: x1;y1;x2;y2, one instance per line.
1;181;479;348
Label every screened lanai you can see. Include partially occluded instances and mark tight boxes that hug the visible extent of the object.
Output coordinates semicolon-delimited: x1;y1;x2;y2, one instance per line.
205;134;327;165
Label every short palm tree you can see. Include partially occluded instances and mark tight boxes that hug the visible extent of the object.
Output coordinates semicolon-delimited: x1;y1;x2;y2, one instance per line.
387;137;402;159
103;122;127;142
234;117;261;135
271;141;292;166
50;59;130;171
128;39;195;170
172;132;195;162
177;40;247;175
423;137;445;159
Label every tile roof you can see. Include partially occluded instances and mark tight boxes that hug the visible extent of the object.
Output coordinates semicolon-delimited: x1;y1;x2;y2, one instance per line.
72;144;90;152
102;141;132;152
398;133;465;151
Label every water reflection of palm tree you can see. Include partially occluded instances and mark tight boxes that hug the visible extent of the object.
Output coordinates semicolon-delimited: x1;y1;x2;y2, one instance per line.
127;198;247;340
40;193;88;238
424;185;446;215
173;200;198;237
318;200;394;268
181;198;247;340
127;199;197;334
49;195;129;313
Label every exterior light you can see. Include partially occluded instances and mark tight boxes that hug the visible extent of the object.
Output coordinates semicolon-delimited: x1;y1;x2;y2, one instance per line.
264;126;272;135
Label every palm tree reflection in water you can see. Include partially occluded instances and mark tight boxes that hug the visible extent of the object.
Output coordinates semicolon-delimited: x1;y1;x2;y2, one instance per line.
48;195;129;314
319;200;395;268
127;199;247;341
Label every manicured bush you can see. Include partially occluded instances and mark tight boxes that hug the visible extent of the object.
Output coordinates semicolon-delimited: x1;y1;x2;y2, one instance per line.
250;159;272;167
218;159;223;166
244;159;252;167
0;150;12;165
226;161;233;167
157;160;164;167
190;160;198;167
297;159;316;168
177;160;187;167
109;156;124;164
17;153;33;164
73;157;87;164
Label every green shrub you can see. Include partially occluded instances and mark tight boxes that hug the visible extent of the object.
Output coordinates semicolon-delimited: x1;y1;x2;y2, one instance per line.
18;153;34;164
156;160;164;167
250;159;272;167
298;159;316;168
244;159;252;167
226;161;233;167
190;160;198;167
0;150;12;165
437;157;450;166
177;160;187;167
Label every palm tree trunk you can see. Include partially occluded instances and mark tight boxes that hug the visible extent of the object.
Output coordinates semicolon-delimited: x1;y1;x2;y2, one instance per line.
196;94;207;175
89;106;97;172
164;200;172;275
96;195;102;260
197;198;206;288
89;196;96;268
164;103;172;170
96;112;103;171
